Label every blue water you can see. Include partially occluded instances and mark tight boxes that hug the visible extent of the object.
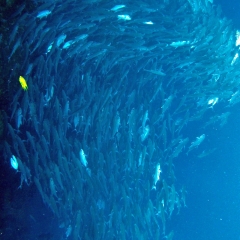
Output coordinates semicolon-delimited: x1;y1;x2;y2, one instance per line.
173;104;240;239
216;0;240;28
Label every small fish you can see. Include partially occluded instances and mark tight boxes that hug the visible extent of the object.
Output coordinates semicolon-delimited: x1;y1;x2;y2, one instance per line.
143;21;154;25
198;148;217;158
9;24;19;45
141;125;150;142
112;112;120;138
46;42;53;53
153;163;161;188
8;38;20;61
80;149;88;167
19;76;28;90
75;34;88;41
118;15;131;21
208;97;218;107
187;134;205;154
10;155;18;170
236;30;240;46
231;53;238;65
169;41;190;48
50;178;57;197
66;225;72;238
15;108;23;129
37;10;51;19
111;5;126;11
63;40;74;49
57;34;66;47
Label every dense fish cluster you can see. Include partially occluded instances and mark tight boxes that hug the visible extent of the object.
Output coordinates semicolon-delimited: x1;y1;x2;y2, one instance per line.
3;0;240;239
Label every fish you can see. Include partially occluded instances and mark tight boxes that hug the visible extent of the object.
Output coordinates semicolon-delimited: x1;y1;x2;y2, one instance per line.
198;148;217;158
19;76;28;91
26;131;36;152
144;69;166;76
187;134;205;154
62;40;75;49
141;125;150;142
150;83;163;103
111;5;126;11
112;111;120;138
171;138;189;159
164;231;174;240
143;21;154;25
161;95;174;116
208;97;218;108
65;225;72;238
17;157;31;188
37;10;51;19
169;40;190;48
50;178;57;197
80;149;88;167
153;163;161;188
229;90;240;106
57;34;67;47
142;110;148;128
15;108;23;129
8;38;21;61
9;23;19;45
118;15;131;21
10;155;18;170
2;0;240;238
231;53;239;65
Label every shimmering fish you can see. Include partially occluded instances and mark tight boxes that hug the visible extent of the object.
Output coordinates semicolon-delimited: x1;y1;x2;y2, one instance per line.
118;15;131;21
208;97;218;107
143;21;154;25
80;149;88;167
153;163;161;188
19;76;28;90
63;40;75;49
141;125;150;142
10;155;18;170
37;10;51;19
57;34;67;47
231;52;238;65
111;5;126;11
169;41;190;48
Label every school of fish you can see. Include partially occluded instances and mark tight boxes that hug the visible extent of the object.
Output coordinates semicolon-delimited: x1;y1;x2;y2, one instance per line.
2;0;240;239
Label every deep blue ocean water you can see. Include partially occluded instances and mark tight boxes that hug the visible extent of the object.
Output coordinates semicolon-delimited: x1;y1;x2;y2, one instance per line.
173;103;240;239
215;0;240;28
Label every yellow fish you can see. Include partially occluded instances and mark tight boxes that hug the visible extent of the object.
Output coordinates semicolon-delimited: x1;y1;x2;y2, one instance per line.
19;76;28;91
